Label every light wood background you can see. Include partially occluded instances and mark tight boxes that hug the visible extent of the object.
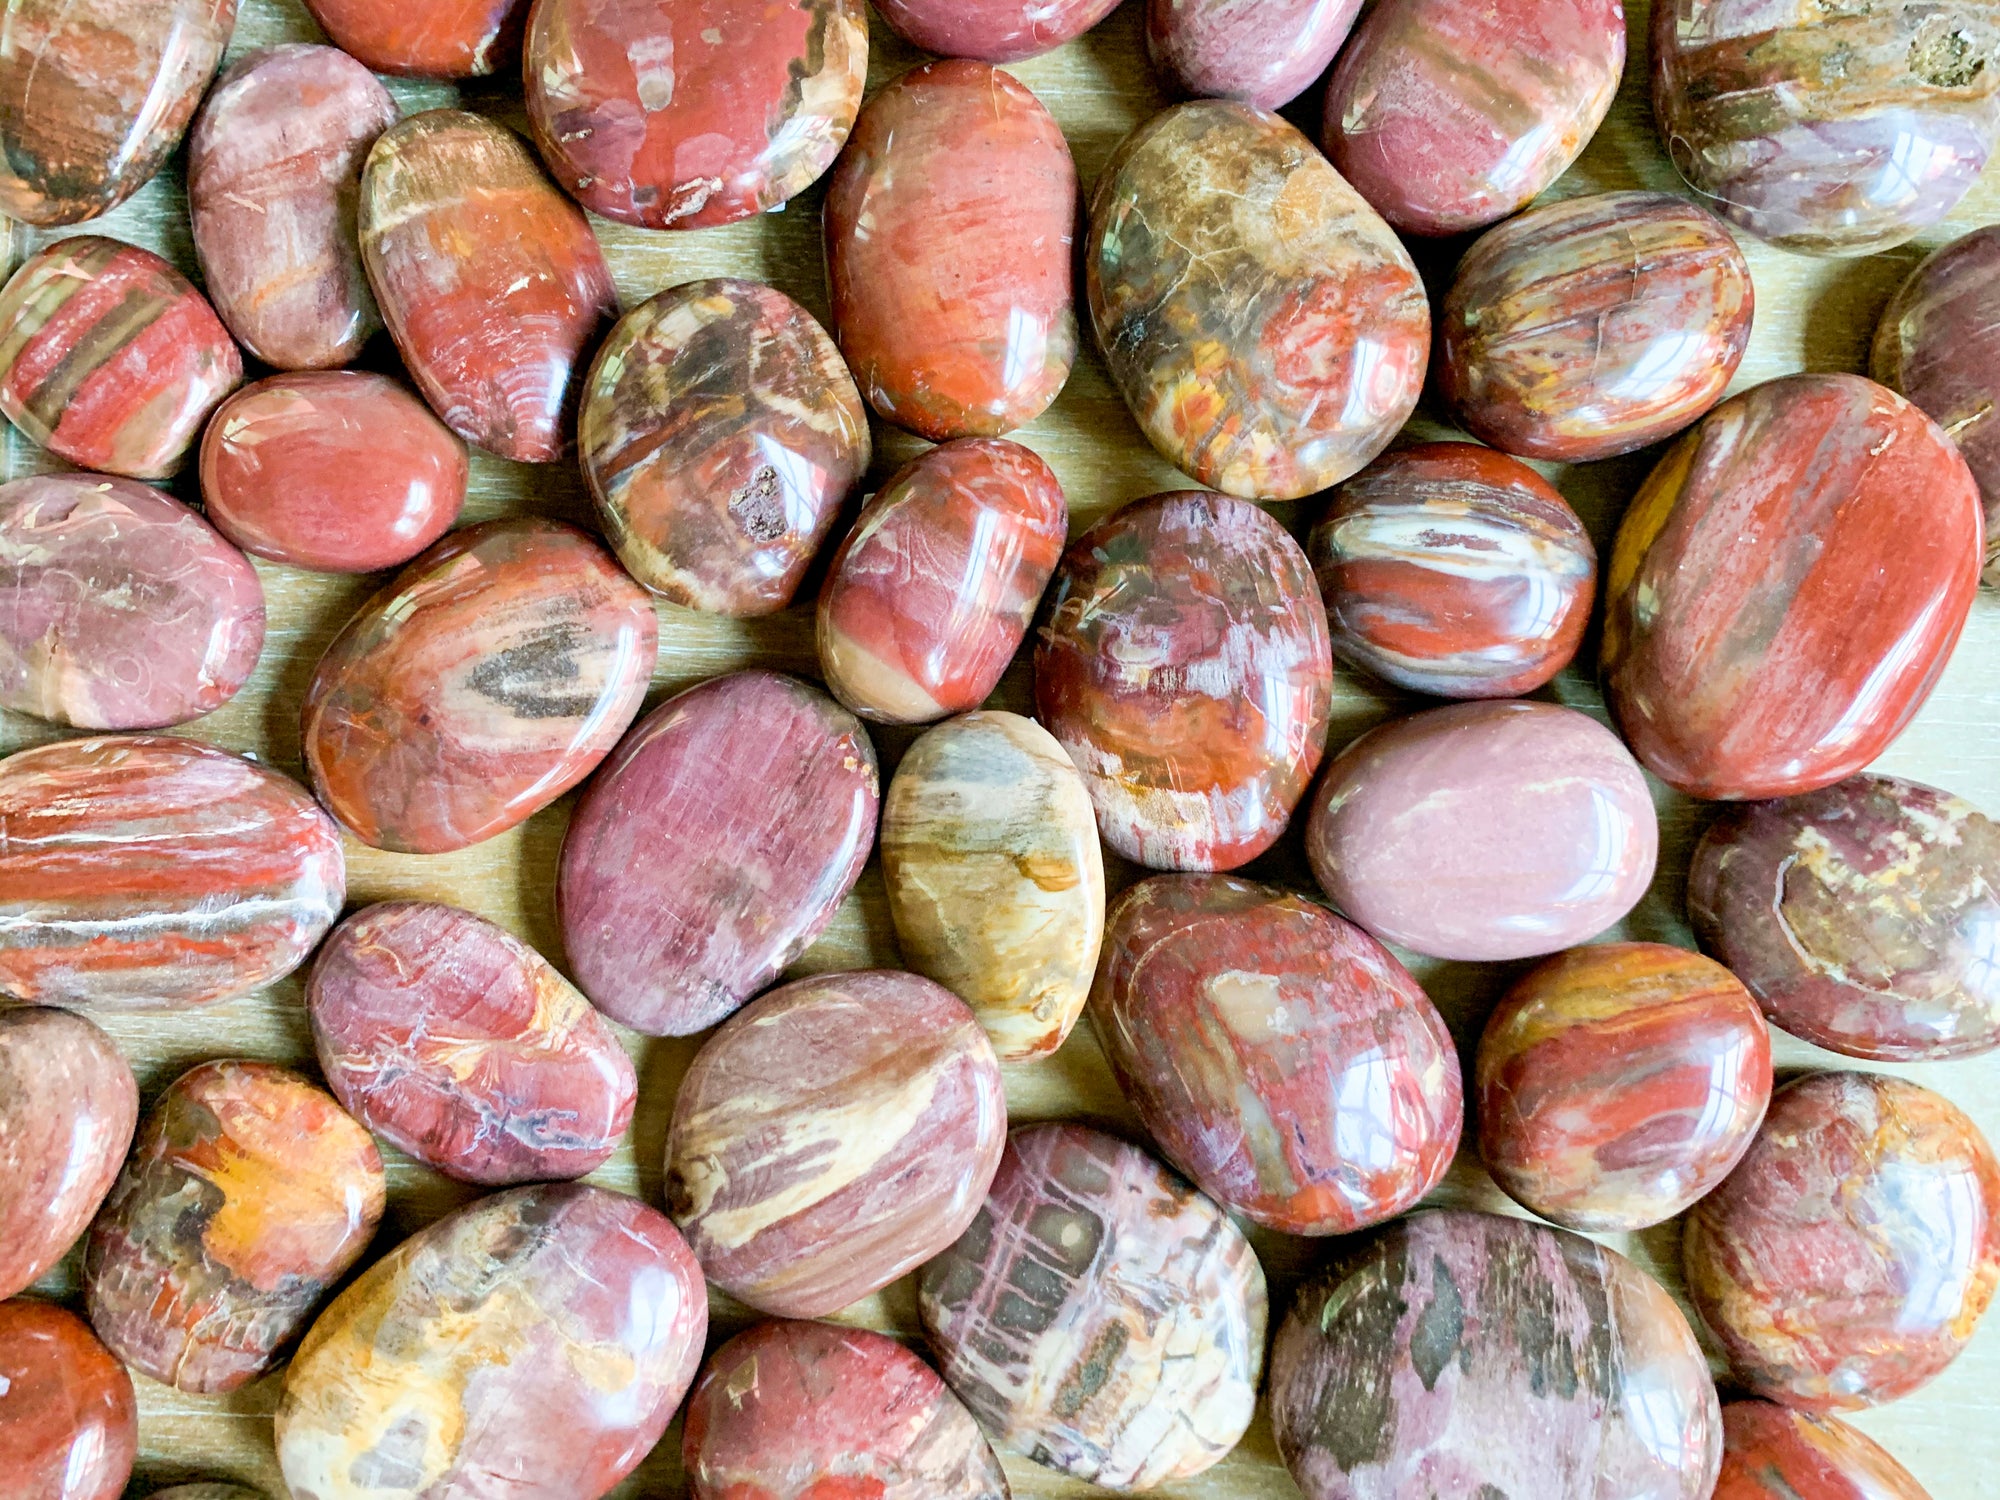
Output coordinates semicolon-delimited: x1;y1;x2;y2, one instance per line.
14;3;2000;1496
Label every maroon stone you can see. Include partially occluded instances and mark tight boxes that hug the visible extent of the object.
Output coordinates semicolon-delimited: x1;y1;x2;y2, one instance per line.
0;1300;136;1500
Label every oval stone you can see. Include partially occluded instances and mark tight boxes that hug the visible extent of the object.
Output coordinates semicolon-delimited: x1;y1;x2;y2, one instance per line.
872;0;1121;60
920;1122;1266;1490
0;1300;136;1500
558;671;878;1036
580;278;869;615
1322;0;1624;237
1602;374;1980;801
0;1008;137;1301
1685;1072;2000;1410
1475;942;1772;1232
0;0;234;226
1271;1209;1723;1500
665;970;1005;1319
84;1060;385;1393
1307;442;1596;698
1690;774;2000;1061
360;110;617;462
0;236;242;479
0;736;344;1008
525;0;866;229
277;1183;707;1500
684;1320;1009;1500
1716;1401;1933;1500
826;60;1076;441
1092;874;1462;1236
1306;700;1658;962
1035;490;1333;871
199;372;469;574
309;901;636;1185
1146;0;1362;110
302;518;657;854
302;0;524;75
1088;101;1428;500
0;474;265;729
1440;192;1756;461
819;438;1067;723
882;711;1105;1063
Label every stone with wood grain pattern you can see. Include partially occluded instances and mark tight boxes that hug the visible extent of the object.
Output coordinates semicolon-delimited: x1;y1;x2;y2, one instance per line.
1147;0;1362;110
301;0;525;75
1716;1400;1933;1500
872;0;1121;60
0;1300;136;1500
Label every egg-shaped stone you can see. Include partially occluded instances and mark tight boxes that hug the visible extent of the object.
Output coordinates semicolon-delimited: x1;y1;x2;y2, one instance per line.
302;0;525;75
1715;1401;1933;1500
872;0;1121;61
1146;0;1362;110
0;1300;136;1500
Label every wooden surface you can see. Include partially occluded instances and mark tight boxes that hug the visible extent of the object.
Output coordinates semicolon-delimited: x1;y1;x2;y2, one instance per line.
14;3;2000;1496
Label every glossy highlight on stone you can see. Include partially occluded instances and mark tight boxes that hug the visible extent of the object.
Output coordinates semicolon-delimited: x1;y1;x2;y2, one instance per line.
308;901;637;1185
1716;1400;1933;1500
820;439;1067;723
84;1060;385;1393
1307;443;1595;698
303;518;656;854
581;279;869;615
1603;374;1981;801
0;1300;136;1500
526;0;866;229
189;45;396;370
1685;1071;2000;1410
302;0;524;75
277;1183;707;1500
826;61;1077;441
1088;101;1428;500
1147;0;1363;110
1441;191;1756;462
360;110;617;462
1307;700;1658;963
1271;1209;1723;1500
872;0;1121;61
1475;942;1772;1232
559;671;877;1036
0;473;265;729
1092;874;1461;1236
920;1123;1266;1490
0;236;242;479
0;736;344;1008
1035;490;1332;871
199;372;469;574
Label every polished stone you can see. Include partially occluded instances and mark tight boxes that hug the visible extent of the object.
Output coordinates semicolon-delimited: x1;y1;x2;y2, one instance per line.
1716;1400;1933;1500
873;0;1121;60
1147;0;1362;110
0;1300;136;1500
302;0;525;75
150;1489;267;1500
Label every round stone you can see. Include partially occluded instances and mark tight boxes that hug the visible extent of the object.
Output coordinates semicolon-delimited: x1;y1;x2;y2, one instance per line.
1146;0;1362;111
871;0;1121;61
1715;1400;1933;1500
0;1300;136;1500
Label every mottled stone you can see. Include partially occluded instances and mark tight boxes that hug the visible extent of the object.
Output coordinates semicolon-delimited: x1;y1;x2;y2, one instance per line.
1306;701;1658;962
85;1061;384;1393
1603;374;1980;801
1271;1209;1722;1500
1716;1401;1933;1500
0;236;242;479
360;111;617;462
1307;443;1595;698
921;1123;1266;1490
0;1300;136;1500
0;1008;137;1301
580;279;868;615
1147;0;1362;110
1092;874;1461;1236
826;61;1076;441
308;901;637;1185
559;671;878;1036
302;0;525;75
882;711;1105;1063
277;1183;707;1500
873;0;1121;60
189;46;395;370
199;372;469;575
1685;1071;2000;1410
1441;192;1756;461
0;474;264;729
0;736;344;1008
303;518;657;854
1035;490;1332;871
526;0;866;229
820;439;1067;723
1088;101;1427;500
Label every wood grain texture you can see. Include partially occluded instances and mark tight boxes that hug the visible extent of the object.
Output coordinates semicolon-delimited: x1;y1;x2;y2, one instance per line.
11;3;2000;1496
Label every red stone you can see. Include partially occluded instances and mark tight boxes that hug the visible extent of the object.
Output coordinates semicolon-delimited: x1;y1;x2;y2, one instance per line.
1147;0;1363;110
819;438;1067;724
0;1300;136;1500
873;0;1121;60
302;0;525;75
1716;1400;1933;1500
1091;873;1461;1236
558;671;879;1037
1035;490;1332;871
0;473;265;729
308;901;637;1185
0;236;242;479
1603;374;1981;800
359;111;617;463
525;0;866;229
302;518;657;854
